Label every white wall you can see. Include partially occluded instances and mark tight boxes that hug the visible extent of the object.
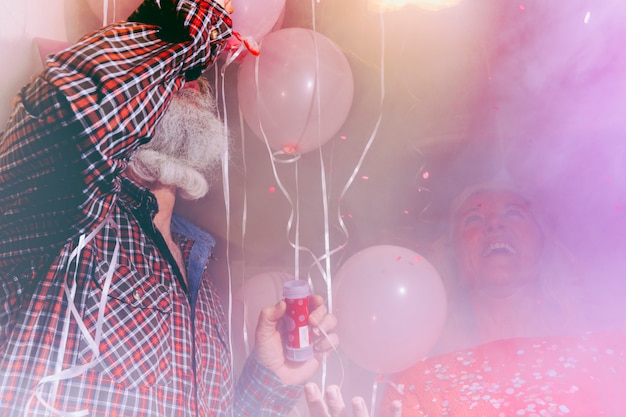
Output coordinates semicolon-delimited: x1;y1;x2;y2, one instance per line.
0;0;70;125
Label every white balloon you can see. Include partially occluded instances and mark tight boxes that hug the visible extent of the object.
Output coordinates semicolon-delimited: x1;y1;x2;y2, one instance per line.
231;271;294;374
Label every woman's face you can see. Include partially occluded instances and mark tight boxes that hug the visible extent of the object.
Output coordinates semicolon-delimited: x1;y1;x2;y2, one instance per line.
452;190;543;296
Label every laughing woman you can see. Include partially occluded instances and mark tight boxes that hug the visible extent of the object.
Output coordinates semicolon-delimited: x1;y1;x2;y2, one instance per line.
381;181;626;417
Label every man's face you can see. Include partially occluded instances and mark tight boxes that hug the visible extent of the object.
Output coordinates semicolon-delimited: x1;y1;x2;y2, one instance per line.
452;190;543;296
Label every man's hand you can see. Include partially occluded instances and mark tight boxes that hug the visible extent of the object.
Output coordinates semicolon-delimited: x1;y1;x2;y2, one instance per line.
304;383;402;417
214;0;234;14
253;294;338;386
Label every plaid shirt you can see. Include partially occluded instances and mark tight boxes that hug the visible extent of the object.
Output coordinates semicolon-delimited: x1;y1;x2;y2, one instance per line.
0;1;301;415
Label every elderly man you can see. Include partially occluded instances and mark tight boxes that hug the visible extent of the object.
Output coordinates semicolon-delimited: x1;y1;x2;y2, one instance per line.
0;1;336;415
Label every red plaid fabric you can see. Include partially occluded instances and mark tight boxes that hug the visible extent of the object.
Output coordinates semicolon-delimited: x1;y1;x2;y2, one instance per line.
0;0;231;268
0;1;301;415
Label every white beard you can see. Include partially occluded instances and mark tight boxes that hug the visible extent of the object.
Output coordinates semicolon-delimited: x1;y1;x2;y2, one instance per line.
132;79;230;200
154;81;229;178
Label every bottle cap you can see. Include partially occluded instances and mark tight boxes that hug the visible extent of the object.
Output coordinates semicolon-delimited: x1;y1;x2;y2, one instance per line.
283;280;310;299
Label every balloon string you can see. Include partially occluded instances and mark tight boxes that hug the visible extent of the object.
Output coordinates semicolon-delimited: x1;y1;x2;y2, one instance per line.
216;60;237;382
316;326;345;391
308;8;334;315
98;0;124;26
294;161;301;280
247;27;344;303
370;377;380;417
237;100;252;357
306;0;344;375
232;90;253;357
336;11;386;244
252;53;313;282
300;9;388;301
301;7;389;290
101;0;108;26
26;216;118;417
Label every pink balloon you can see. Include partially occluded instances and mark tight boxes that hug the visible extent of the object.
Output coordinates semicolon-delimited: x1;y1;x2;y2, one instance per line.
233;271;294;350
231;0;285;41
231;271;294;375
237;28;354;155
334;245;447;374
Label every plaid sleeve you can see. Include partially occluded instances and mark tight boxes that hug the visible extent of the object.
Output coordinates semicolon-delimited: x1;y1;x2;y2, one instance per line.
234;356;303;417
44;0;232;162
0;0;231;268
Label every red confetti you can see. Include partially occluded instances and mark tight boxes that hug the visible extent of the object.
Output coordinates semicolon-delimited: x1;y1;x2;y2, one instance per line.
361;176;369;180
268;187;276;193
422;171;430;179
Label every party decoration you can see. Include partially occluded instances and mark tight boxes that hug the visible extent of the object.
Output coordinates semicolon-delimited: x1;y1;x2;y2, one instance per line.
223;7;284;63
334;245;447;374
87;0;142;23
232;271;294;352
237;28;354;155
222;0;284;61
231;0;285;44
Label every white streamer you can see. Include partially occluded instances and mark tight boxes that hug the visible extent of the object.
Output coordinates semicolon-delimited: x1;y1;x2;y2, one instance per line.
214;60;236;416
100;0;109;26
26;216;120;417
